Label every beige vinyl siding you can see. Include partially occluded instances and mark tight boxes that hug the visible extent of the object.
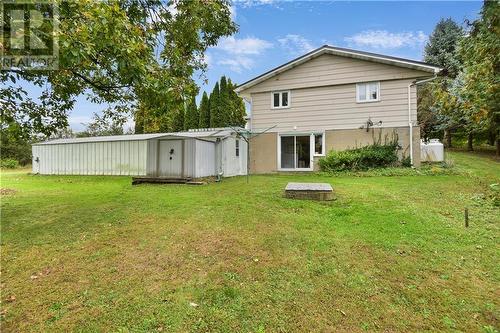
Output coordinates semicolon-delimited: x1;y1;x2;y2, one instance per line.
244;54;430;94
250;78;417;132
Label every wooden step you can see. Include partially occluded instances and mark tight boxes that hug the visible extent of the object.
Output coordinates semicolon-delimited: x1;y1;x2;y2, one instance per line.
132;177;192;185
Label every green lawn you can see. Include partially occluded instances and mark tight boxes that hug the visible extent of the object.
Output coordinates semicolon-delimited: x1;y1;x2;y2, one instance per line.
1;151;498;332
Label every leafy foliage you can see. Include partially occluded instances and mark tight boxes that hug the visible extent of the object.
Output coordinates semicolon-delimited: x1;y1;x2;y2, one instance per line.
184;95;199;130
78;108;128;137
419;3;500;154
1;0;237;138
0;159;19;169
318;142;400;172
198;92;210;128
0;124;32;165
172;106;185;132
418;18;464;143
209;82;221;128
424;18;464;78
205;76;246;128
458;0;500;155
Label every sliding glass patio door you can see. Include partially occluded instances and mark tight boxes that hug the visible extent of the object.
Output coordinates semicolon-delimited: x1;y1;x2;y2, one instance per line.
279;135;312;170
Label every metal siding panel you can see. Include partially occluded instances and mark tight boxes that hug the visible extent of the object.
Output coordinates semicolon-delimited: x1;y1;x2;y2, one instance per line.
131;141;138;175
54;145;59;174
48;145;53;174
194;140;216;178
140;140;147;176
43;145;49;174
120;141;124;175
41;145;46;174
76;144;79;174
89;143;94;175
146;139;157;176
96;142;102;175
72;144;76;174
183;139;195;178
113;142;120;175
68;144;73;174
38;146;43;174
84;144;88;175
104;142;109;174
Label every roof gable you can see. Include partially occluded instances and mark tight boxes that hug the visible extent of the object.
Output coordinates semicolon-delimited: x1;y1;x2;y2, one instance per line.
235;45;441;94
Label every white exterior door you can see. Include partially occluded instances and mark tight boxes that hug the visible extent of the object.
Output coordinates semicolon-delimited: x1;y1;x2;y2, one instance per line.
158;140;183;177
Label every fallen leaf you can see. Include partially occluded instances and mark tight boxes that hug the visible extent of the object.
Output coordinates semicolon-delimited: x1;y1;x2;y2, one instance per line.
189;302;198;307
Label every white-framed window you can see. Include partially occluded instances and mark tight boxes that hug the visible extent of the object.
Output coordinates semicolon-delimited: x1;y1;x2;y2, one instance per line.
356;82;380;103
235;139;240;157
313;133;325;156
271;91;290;109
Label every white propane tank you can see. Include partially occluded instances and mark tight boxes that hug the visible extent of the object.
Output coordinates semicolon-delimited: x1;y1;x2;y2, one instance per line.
420;139;444;162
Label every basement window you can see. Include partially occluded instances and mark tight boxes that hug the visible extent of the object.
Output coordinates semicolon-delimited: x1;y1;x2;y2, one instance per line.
235;139;240;157
314;133;325;156
272;91;290;108
356;82;380;103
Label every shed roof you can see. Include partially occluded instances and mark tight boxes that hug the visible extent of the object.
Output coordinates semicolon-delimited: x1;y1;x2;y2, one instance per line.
34;128;241;145
235;45;442;93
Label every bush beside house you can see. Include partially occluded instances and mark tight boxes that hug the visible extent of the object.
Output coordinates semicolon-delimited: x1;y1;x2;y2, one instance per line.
318;142;402;172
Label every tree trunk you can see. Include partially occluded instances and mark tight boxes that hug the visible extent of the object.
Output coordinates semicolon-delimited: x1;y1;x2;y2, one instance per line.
488;132;495;146
444;129;452;148
496;137;500;157
467;132;474;151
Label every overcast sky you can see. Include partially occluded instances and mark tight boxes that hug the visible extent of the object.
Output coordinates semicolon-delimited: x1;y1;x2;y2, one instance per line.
19;1;483;131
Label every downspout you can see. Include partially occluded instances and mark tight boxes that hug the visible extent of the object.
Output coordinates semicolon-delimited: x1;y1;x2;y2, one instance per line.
408;75;438;166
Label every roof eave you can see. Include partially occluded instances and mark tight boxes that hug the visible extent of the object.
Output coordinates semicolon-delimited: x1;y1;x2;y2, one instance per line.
235;46;442;93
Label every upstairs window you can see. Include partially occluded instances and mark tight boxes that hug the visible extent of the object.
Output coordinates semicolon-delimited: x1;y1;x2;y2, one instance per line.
272;91;290;108
235;139;240;157
356;82;380;103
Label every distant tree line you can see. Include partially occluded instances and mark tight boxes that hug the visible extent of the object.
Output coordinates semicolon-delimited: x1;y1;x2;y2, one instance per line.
418;1;499;155
134;75;246;133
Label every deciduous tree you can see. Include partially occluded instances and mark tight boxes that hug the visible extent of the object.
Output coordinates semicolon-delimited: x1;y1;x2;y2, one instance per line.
1;0;237;137
458;0;500;155
419;18;464;146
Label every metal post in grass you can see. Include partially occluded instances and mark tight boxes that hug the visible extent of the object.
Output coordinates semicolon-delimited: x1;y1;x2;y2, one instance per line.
464;208;469;228
231;125;276;184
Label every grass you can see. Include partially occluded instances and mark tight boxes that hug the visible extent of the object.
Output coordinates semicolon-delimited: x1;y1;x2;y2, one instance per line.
1;151;498;332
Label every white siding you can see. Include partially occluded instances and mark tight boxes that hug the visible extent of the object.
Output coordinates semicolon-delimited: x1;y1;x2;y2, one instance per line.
221;136;247;177
244;54;429;94
250;79;417;132
32;140;148;176
183;139;196;178
194;140;216;178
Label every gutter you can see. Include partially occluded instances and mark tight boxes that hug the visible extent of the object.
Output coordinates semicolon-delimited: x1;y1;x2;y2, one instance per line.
408;75;438;166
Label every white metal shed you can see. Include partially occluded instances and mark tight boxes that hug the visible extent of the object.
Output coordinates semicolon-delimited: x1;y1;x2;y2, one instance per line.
32;128;247;178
